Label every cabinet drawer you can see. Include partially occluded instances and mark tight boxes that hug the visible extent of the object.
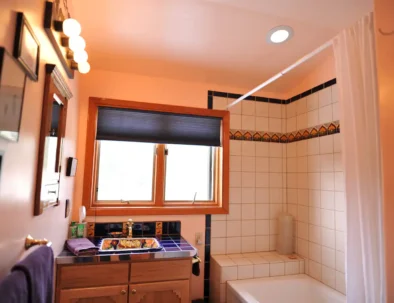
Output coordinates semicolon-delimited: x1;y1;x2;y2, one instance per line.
130;260;191;283
59;263;129;288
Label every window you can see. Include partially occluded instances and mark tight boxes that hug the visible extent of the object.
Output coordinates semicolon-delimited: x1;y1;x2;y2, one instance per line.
83;97;229;216
96;141;155;201
165;144;213;201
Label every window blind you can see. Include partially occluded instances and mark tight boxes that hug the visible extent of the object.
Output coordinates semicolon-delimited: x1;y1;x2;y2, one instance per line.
96;107;222;146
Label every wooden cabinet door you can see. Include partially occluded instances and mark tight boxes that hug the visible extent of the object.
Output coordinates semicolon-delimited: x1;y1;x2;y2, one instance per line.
59;285;128;303
129;280;190;303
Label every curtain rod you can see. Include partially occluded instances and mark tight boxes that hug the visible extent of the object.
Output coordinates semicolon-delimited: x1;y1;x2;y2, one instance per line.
227;39;333;109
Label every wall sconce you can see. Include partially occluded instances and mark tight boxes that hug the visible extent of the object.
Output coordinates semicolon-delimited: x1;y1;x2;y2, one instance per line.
44;1;90;78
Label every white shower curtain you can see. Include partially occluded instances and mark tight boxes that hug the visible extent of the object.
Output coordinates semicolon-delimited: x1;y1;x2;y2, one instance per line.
333;12;386;303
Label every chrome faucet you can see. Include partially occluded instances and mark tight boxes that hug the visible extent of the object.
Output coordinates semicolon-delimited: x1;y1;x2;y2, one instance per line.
126;219;134;238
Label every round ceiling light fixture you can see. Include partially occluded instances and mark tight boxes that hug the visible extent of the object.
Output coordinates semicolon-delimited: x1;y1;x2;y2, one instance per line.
267;25;294;44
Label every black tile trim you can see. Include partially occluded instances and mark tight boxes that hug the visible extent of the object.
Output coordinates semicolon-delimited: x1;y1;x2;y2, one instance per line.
207;95;213;110
91;221;181;237
204;214;211;300
286;78;336;104
255;96;269;102
213;91;227;97
208;78;336;107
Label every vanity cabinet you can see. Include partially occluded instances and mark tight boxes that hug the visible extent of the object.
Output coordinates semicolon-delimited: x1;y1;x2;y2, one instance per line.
129;280;189;303
56;259;191;303
59;285;128;303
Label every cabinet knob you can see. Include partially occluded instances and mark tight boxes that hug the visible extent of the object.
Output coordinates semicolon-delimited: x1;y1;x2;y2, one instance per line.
131;289;137;295
120;290;127;295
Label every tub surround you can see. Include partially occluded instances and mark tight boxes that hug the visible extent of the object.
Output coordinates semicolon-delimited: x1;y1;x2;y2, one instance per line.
211;251;305;302
208;79;346;299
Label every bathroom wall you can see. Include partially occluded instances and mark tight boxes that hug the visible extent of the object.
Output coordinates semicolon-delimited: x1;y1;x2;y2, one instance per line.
285;85;346;294
209;81;346;296
211;97;286;254
374;0;394;300
0;0;79;277
75;68;284;300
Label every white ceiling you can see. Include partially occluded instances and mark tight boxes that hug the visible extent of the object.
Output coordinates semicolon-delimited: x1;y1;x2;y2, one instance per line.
73;0;372;90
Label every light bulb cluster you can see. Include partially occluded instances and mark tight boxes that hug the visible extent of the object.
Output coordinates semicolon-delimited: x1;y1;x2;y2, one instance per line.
62;18;90;74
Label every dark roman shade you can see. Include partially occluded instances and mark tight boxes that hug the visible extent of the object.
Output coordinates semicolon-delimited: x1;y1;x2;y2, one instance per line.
96;107;222;146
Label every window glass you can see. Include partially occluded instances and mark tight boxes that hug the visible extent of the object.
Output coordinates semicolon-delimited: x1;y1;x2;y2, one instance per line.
97;141;155;201
165;144;213;201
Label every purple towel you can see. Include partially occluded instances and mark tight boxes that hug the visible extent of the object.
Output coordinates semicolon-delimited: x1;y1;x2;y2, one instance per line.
0;270;29;303
66;238;98;256
12;246;54;303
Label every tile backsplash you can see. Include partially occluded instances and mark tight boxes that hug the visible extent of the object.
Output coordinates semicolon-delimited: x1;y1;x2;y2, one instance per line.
209;79;346;295
87;221;181;238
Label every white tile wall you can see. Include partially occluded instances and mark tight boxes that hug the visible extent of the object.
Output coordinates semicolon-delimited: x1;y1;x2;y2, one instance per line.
212;85;346;295
213;97;287;255
284;86;346;295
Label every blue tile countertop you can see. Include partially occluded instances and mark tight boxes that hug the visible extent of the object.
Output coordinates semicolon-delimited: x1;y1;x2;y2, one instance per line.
57;235;197;265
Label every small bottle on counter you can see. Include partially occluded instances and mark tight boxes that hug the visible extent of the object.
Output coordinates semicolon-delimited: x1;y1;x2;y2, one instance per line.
77;223;86;238
69;222;77;239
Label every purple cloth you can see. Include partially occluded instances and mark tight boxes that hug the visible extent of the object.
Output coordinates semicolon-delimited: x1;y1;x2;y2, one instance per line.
66;238;98;256
11;246;54;303
0;270;29;303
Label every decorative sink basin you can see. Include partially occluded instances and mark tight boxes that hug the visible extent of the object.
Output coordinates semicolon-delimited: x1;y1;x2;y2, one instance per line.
99;238;162;253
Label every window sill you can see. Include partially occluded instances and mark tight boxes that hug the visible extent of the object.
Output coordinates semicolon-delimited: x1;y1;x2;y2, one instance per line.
86;205;229;216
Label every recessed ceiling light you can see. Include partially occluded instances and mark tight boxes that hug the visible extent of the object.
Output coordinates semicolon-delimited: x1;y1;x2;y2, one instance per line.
267;26;294;44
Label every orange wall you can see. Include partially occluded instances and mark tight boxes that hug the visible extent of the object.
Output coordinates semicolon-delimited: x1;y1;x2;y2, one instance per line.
0;1;79;277
374;0;394;301
74;69;284;299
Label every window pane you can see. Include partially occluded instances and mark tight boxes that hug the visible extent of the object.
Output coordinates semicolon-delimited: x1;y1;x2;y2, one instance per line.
97;141;155;201
165;144;213;201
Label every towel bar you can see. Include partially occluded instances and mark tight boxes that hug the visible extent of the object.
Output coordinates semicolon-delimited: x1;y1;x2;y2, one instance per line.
25;235;52;250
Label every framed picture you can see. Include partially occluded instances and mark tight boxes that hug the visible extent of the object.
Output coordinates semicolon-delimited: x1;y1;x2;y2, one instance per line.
13;12;40;81
0;47;27;142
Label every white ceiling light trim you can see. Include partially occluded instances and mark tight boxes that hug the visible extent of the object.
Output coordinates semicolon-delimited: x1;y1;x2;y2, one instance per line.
267;25;294;44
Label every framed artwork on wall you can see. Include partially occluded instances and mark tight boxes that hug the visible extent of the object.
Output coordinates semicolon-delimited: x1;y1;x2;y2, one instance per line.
13;12;40;81
0;47;27;142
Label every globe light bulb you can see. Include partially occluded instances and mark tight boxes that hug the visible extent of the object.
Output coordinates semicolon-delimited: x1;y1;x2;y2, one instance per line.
63;18;81;37
78;62;90;74
69;36;86;51
73;50;88;63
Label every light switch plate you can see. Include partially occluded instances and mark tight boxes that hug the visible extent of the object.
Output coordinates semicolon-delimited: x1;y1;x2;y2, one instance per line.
195;232;203;245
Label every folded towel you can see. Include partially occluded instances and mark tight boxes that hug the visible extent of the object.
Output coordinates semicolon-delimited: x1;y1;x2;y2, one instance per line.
0;270;29;303
12;246;54;303
66;238;98;256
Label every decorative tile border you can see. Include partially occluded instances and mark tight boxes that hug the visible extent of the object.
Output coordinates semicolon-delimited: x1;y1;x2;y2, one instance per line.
208;78;336;105
229;120;340;143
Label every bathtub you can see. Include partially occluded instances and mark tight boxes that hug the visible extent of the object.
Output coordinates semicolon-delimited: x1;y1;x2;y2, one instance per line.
227;274;346;303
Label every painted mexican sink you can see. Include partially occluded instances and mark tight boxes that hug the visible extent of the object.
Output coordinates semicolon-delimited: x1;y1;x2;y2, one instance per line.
99;238;162;253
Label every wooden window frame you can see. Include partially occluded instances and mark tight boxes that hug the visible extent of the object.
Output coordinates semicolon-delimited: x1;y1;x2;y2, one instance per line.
82;97;230;216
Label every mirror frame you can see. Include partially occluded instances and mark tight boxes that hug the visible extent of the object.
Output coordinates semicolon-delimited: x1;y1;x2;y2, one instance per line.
34;64;72;216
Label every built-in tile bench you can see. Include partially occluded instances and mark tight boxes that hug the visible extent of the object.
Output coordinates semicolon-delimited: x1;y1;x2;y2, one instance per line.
210;251;305;303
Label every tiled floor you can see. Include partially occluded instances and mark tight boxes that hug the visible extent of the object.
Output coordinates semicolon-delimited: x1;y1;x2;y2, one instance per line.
210;251;305;303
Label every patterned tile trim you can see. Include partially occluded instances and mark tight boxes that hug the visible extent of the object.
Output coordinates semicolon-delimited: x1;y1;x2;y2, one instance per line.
229;120;340;143
209;78;336;104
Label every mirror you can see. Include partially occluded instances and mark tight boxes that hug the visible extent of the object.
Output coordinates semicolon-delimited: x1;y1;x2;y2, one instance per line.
0;47;27;142
34;64;72;216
